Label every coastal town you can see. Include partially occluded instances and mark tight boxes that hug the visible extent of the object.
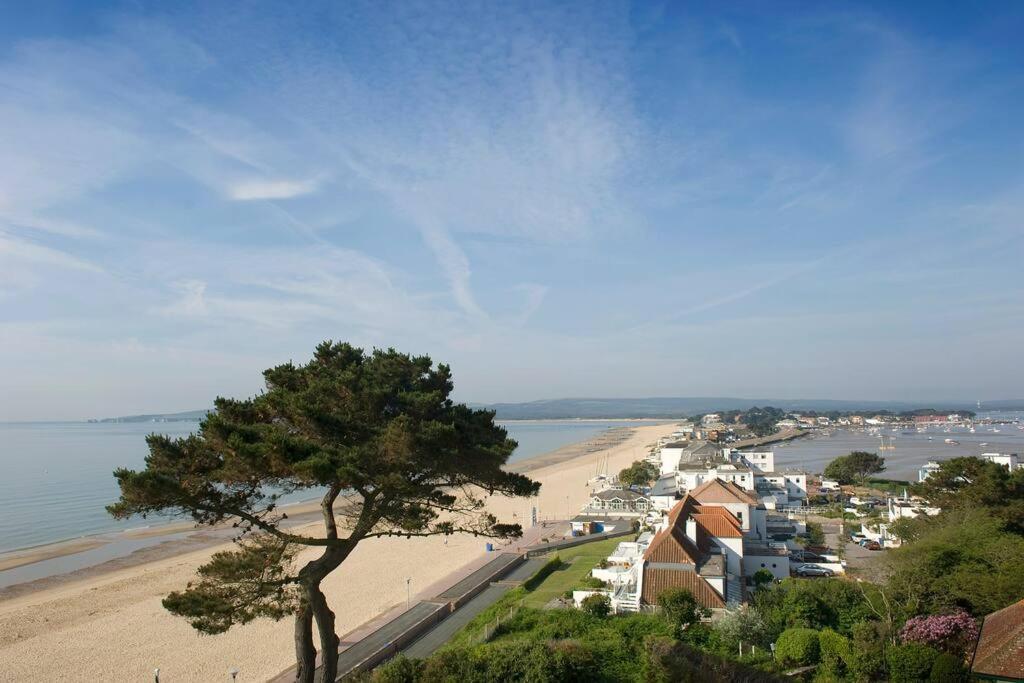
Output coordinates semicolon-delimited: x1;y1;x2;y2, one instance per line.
4;2;1024;682
253;409;1024;679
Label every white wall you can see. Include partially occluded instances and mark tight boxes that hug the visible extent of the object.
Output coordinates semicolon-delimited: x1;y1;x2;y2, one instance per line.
660;447;684;475
716;537;744;576
743;555;789;581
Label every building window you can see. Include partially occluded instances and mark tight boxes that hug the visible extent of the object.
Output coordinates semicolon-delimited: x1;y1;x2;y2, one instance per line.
760;563;766;568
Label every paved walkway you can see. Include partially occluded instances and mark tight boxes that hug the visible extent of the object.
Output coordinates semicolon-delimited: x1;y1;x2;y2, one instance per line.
401;584;513;659
401;555;550;659
333;601;446;676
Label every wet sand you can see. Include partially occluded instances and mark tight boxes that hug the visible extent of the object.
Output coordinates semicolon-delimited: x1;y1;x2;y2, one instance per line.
0;422;677;682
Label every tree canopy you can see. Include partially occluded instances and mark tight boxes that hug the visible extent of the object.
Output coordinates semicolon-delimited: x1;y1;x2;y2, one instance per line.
108;341;540;682
823;451;886;485
910;456;1024;530
618;460;658;489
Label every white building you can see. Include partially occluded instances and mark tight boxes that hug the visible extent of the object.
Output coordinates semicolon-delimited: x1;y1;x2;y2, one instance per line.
982;452;1022;471
659;440;725;475
734;450;775;473
918;460;942;482
888;496;941;520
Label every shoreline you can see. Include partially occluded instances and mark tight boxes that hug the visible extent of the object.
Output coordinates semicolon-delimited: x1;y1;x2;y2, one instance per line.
0;423;651;594
0;421;679;682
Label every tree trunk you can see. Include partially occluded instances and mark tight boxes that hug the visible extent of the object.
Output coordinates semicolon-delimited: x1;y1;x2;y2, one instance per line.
294;599;316;683
309;585;340;683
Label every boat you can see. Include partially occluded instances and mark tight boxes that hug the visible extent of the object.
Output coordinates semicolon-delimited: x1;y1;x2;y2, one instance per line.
945;438;960;445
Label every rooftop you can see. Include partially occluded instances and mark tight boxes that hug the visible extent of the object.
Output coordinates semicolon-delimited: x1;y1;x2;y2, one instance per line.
591;488;648;502
689;478;759;505
972;597;1024;680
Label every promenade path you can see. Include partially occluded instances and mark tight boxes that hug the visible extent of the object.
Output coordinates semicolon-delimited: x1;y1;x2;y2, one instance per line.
401;556;550;659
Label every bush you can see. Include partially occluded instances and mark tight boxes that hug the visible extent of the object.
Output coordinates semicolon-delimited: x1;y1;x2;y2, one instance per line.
886;642;939;683
752;569;774;590
899;610;979;656
641;636;785;683
372;655;421;683
580;593;611;618
817;628;851;678
576;576;607;589
847;621;887;682
713;608;774;654
775;627;820;666
547;639;600;680
928;652;968;682
657;588;708;635
523;555;563;591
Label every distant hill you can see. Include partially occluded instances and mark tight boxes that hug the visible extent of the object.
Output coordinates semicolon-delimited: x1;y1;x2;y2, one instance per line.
480;397;984;420
95;409;212;423
97;397;1024;423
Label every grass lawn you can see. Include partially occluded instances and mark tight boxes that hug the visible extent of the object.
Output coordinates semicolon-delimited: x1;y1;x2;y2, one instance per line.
521;536;624;608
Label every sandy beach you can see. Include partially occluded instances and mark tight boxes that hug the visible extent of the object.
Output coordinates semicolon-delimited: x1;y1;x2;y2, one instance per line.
0;422;676;682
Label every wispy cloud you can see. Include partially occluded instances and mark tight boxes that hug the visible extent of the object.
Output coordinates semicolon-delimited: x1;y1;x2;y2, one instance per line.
227;176;321;201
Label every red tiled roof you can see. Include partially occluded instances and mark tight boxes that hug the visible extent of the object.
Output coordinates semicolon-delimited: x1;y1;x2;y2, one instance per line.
641;567;726;609
695;504;742;529
694;513;744;538
972;598;1024;680
689;478;757;505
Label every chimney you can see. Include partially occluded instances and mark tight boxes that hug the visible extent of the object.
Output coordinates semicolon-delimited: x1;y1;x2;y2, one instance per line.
685;516;699;545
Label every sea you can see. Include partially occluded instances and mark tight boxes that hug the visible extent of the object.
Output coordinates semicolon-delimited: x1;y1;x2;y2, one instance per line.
769;410;1024;481
3;412;1023;558
0;419;653;555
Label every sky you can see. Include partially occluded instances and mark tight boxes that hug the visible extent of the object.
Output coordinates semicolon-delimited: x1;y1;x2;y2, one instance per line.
1;1;1023;421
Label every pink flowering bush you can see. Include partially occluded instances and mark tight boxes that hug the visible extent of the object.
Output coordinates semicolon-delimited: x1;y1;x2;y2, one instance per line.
899;610;979;656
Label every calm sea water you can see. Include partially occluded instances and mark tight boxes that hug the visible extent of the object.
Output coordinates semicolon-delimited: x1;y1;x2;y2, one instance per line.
0;419;649;554
772;411;1024;481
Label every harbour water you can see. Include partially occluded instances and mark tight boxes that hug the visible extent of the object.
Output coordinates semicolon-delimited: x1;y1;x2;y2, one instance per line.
771;411;1024;481
0;419;652;554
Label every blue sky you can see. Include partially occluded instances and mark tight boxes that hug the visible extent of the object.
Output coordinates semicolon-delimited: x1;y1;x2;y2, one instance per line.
1;1;1023;420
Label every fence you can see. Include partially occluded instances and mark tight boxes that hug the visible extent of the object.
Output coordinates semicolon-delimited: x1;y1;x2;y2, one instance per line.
470;598;525;646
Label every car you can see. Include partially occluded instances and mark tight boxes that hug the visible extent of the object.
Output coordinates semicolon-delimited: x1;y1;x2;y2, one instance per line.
865;541;882;551
795;564;834;577
791;551;828;563
850;533;866;542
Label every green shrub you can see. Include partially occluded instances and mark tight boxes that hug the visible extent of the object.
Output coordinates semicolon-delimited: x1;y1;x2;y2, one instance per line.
886;642;939;683
576;576;607;589
641;636;785;683
928;652;968;682
547;639;600;680
580;593;611;617
847;621;887;682
417;647;477;682
775;627;820;666
523;555;564;591
657;587;708;635
817;628;851;678
372;655;421;683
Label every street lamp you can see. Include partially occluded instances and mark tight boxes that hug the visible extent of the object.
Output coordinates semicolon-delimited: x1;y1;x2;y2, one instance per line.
406;577;411;609
154;668;160;683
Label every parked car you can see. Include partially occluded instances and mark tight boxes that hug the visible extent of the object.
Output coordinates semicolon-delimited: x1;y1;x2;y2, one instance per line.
865;541;882;551
850;533;866;543
794;564;834;577
791;550;827;563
